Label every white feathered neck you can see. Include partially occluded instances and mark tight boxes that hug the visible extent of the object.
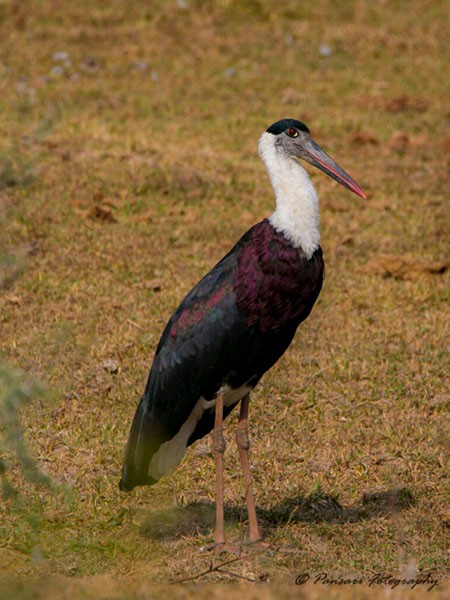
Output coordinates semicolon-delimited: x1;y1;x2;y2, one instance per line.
258;132;320;258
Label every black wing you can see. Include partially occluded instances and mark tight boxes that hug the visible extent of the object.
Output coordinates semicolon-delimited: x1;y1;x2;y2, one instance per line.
120;231;258;489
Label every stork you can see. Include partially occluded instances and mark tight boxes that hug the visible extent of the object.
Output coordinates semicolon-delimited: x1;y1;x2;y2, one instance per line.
120;118;366;553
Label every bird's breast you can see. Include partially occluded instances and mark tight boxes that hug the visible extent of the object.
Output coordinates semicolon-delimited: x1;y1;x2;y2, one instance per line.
234;220;324;333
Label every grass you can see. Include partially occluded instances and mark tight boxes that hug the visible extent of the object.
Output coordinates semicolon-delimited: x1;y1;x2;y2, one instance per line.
0;0;449;597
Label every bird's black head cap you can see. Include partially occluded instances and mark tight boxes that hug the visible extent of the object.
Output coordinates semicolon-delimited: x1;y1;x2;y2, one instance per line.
266;118;310;135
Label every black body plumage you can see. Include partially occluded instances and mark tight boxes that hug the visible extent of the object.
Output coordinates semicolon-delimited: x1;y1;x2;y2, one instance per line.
120;219;324;491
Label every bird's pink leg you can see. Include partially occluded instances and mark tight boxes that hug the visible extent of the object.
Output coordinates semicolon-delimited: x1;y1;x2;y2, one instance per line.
236;394;266;546
212;391;226;552
206;392;266;555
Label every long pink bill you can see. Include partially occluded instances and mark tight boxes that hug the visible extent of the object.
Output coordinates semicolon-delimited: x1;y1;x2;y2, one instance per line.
300;138;367;199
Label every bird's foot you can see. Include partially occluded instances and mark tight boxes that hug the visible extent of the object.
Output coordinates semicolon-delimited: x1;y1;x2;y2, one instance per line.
200;538;274;556
200;541;243;557
242;538;272;552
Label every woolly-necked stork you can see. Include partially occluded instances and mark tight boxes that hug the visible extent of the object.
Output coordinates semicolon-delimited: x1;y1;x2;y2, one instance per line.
120;118;366;553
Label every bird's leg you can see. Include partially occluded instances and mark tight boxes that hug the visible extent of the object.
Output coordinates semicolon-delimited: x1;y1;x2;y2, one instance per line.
212;391;226;551
206;392;265;556
236;394;265;545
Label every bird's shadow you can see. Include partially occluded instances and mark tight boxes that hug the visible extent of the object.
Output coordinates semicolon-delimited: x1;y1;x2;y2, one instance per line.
139;486;414;541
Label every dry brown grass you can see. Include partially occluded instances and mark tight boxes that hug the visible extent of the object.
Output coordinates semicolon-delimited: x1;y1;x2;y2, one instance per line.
0;0;449;597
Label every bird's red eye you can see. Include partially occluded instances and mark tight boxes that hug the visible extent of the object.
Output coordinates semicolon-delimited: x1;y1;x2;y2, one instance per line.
287;128;299;138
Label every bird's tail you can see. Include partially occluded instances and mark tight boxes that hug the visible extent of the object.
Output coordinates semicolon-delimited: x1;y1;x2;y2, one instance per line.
119;396;159;491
